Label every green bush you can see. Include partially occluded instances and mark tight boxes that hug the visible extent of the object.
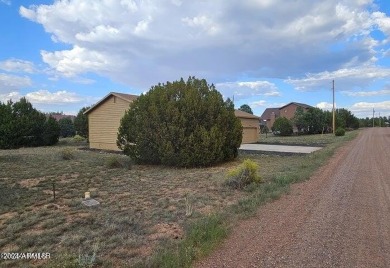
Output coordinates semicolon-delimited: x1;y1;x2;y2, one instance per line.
73;135;86;142
117;77;242;167
225;159;261;189
335;127;345;136
272;117;293;136
106;156;122;169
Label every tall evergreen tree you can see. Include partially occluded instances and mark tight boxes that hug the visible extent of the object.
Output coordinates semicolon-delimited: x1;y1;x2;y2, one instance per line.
43;116;60;145
58;117;75;137
74;106;90;138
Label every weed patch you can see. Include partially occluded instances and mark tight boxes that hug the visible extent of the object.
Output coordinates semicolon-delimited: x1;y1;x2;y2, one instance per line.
60;148;75;160
225;159;261;189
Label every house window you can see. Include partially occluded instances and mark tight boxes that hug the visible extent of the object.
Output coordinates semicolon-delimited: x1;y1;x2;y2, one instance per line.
113;96;116;103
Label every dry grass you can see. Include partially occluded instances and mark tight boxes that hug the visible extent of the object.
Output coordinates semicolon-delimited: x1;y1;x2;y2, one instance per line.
0;132;358;267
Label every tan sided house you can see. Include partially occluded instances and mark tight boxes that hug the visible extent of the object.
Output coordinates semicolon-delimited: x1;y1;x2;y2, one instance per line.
234;110;260;143
84;92;138;151
85;92;260;151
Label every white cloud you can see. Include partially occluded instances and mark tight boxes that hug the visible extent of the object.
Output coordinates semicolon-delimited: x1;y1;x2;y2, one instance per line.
18;0;390;94
0;59;36;73
349;100;390;117
182;15;219;35
341;89;390;96
250;100;267;108
0;89;89;110
25;90;82;104
286;66;390;91
316;102;336;110
0;73;32;94
0;91;22;103
41;46;112;77
216;81;281;100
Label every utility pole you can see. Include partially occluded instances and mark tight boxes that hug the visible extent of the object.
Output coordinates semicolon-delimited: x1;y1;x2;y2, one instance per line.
373;108;375;127
332;80;335;134
379;112;381;127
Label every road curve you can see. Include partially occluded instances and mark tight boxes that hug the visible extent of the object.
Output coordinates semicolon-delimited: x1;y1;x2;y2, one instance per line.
196;128;390;268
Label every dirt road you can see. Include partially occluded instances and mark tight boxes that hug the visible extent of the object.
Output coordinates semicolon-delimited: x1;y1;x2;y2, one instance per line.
197;128;390;268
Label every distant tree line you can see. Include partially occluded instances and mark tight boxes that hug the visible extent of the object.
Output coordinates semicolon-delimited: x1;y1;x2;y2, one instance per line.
272;107;360;136
358;116;390;127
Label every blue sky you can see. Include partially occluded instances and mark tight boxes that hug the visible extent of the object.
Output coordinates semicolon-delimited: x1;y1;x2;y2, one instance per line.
1;0;390;118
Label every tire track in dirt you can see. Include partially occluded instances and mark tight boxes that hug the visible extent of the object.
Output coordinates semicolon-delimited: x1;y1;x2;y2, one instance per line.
196;128;390;268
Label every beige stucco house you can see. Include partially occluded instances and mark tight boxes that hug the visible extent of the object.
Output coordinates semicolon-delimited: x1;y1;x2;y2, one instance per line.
85;92;260;151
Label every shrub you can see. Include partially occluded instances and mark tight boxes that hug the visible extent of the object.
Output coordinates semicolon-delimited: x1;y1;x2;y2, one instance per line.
73;135;86;142
225;159;261;189
61;148;74;160
272;117;293;136
335;127;345;136
106;156;122;169
117;77;242;167
105;156;132;169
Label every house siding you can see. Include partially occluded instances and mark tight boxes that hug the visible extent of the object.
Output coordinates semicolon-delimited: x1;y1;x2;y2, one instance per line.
88;96;131;151
239;117;260;144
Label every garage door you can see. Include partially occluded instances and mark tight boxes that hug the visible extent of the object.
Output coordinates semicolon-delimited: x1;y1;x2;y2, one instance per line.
242;127;259;144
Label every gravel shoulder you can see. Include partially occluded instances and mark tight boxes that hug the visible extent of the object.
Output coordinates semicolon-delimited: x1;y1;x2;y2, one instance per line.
197;128;390;268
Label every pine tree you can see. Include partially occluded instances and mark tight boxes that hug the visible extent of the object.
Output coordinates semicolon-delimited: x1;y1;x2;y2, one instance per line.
74;106;90;138
58;117;75;137
43;116;60;145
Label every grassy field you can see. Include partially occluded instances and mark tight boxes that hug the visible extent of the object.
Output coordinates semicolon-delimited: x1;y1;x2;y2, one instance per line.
259;132;338;146
0;132;359;267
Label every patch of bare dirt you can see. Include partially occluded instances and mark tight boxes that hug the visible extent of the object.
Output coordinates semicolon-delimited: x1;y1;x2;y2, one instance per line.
148;222;184;240
197;128;390;268
19;177;46;188
0;211;18;225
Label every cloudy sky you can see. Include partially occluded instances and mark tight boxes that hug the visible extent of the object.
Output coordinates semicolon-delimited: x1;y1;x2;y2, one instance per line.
1;0;390;118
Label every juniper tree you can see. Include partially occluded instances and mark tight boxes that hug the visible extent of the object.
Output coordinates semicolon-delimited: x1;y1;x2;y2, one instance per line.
117;77;242;167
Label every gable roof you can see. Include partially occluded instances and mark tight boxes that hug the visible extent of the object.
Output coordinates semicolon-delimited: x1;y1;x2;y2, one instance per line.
234;109;260;119
260;108;280;120
279;102;313;110
84;92;138;114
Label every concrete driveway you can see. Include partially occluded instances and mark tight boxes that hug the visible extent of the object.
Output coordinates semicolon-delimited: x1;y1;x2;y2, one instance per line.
239;143;322;154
